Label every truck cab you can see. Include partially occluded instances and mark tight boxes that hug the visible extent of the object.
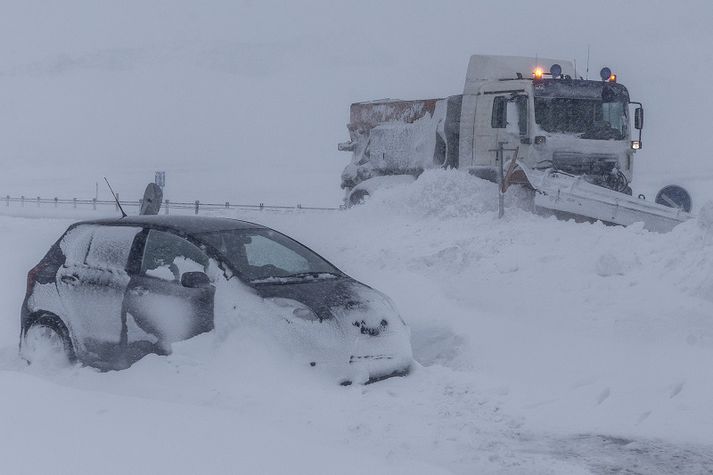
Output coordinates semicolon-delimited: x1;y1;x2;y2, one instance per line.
461;56;642;193
338;54;644;204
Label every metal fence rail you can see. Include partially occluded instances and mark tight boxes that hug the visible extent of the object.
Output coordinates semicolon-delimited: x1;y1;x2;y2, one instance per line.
1;194;342;214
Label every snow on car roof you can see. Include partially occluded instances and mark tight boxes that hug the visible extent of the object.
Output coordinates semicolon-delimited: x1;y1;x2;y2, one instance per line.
76;215;266;235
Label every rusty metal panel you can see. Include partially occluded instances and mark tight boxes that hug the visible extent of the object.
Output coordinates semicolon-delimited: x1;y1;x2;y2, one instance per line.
348;98;444;132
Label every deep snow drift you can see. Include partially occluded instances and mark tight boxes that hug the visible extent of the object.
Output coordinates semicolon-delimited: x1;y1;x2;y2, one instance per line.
1;170;713;474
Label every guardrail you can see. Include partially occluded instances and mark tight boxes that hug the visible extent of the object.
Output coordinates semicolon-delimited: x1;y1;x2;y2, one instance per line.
1;194;343;214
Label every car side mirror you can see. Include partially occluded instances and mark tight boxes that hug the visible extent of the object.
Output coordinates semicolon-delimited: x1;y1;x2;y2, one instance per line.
634;107;644;130
181;271;211;288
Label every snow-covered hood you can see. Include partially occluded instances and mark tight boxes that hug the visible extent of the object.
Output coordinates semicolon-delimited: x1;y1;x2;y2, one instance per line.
252;276;412;383
252;277;398;329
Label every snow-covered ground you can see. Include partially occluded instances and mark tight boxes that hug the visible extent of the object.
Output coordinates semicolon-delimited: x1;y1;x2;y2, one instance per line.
1;171;712;474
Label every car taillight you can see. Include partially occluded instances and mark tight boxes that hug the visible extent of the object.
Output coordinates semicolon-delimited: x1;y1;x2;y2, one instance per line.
26;263;46;295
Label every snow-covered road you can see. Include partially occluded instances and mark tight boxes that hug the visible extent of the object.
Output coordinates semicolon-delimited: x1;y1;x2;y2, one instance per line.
1;171;712;474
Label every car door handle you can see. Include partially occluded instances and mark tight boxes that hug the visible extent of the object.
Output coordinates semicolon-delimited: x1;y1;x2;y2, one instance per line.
60;275;79;285
129;287;148;297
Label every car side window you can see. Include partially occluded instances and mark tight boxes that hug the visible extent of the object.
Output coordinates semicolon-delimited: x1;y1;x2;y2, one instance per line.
141;230;209;281
85;226;141;269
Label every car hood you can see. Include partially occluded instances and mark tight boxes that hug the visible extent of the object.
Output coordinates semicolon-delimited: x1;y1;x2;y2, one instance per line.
253;277;400;329
251;276;412;384
253;277;365;316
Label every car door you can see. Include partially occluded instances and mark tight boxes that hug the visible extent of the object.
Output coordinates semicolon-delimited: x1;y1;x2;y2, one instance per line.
123;229;215;354
56;224;142;364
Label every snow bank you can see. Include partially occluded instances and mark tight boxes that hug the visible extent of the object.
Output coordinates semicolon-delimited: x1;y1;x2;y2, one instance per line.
229;173;713;449
1;182;713;473
360;168;532;219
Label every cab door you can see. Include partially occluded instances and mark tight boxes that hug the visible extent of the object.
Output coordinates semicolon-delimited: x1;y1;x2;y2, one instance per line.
473;90;528;178
123;229;215;356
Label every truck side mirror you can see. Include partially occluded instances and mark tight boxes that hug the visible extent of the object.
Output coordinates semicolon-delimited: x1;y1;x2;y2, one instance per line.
634;107;644;130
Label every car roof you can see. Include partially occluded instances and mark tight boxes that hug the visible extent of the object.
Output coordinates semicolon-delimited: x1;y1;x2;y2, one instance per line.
75;215;266;236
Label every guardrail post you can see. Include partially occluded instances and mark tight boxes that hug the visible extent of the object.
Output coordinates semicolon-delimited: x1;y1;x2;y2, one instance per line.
92;198;97;210
36;196;40;207
5;195;9;207
20;196;24;207
194;200;200;215
164;199;169;215
73;198;77;209
54;197;58;208
225;201;229;209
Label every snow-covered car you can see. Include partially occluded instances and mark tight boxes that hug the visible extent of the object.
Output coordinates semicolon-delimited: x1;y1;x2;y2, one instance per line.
20;216;413;384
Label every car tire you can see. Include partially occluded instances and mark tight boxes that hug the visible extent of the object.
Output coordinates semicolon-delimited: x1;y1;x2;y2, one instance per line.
20;315;75;367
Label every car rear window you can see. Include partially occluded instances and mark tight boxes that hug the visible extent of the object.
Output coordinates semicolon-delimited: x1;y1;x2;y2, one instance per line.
59;225;96;264
84;226;141;269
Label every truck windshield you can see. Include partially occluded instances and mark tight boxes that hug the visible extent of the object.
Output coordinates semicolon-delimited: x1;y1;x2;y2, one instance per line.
534;80;629;140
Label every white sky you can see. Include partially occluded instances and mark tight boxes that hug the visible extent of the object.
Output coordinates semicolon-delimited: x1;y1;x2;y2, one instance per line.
0;0;711;204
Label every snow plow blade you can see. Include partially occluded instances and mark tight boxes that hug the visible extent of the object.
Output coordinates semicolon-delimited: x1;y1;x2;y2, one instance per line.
517;163;691;233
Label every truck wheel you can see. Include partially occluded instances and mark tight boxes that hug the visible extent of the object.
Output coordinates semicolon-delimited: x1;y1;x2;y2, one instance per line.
20;315;75;367
349;189;370;206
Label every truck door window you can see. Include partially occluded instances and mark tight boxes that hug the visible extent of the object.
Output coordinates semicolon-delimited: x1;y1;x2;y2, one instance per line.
517;96;528;136
491;96;507;128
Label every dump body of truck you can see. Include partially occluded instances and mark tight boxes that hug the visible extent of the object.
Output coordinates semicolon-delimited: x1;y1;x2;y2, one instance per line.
338;97;461;191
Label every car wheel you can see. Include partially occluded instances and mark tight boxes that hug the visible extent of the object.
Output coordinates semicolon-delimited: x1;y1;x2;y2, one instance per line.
349;189;369;206
20;316;75;367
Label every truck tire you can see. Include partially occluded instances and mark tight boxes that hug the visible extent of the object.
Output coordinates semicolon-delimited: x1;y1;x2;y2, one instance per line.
349;189;370;206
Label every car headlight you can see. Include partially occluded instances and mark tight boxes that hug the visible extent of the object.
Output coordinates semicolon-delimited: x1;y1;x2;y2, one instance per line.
266;297;320;322
380;293;407;326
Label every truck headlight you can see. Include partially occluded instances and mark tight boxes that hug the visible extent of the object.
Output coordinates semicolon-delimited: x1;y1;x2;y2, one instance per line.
631;140;642;150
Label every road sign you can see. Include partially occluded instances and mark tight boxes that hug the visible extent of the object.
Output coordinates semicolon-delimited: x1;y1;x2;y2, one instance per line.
655;185;692;213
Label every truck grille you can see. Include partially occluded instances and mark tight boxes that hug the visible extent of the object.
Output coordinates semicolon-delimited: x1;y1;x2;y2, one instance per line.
552;151;618;175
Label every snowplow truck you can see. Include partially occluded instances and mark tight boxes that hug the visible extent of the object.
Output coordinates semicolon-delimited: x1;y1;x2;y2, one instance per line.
338;55;689;232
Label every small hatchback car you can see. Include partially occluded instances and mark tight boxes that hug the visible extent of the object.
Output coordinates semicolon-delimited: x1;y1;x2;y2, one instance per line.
21;216;412;383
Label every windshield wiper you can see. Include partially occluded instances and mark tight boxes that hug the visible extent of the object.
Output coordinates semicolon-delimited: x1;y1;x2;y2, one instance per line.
250;272;340;285
284;271;340;280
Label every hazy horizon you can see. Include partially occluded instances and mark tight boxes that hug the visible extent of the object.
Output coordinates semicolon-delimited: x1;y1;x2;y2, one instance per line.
1;0;711;205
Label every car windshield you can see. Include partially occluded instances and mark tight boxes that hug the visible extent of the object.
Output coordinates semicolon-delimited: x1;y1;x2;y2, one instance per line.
195;228;340;283
534;80;629;140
